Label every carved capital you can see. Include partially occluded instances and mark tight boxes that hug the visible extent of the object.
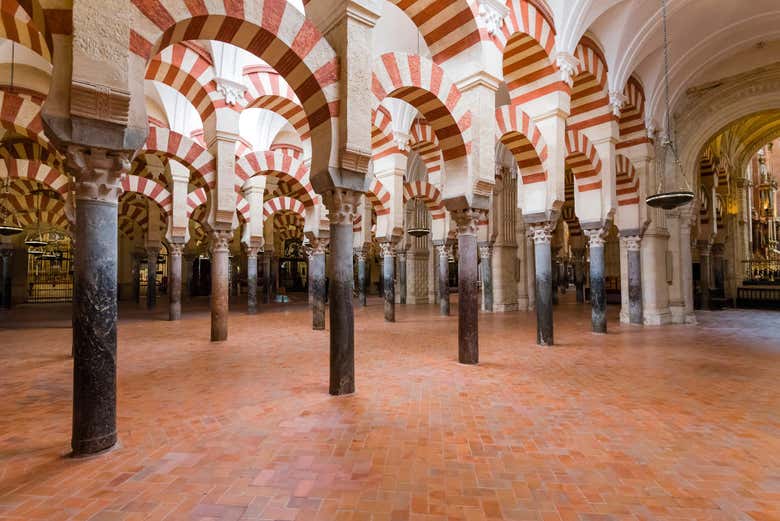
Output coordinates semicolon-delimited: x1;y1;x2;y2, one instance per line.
168;243;185;257
380;241;395;258
528;221;556;245
311;238;329;255
244;245;259;259
451;208;486;237
354;248;366;261
476;0;509;35
146;246;160;259
67;146;131;204
478;244;492;260
323;189;362;226
584;228;608;248
609;90;627;117
555;52;580;87
215;77;247;106
622;235;641;252
436;243;450;259
209;230;233;254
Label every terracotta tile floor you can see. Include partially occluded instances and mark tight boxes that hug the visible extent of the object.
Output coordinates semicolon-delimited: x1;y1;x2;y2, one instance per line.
0;295;779;521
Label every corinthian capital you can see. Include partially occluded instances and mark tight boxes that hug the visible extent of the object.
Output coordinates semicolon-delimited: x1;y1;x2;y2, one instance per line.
323;189;362;226
209;230;233;253
67;146;132;203
528;221;556;245
379;241;395;257
584;228;608;248
451;208;486;237
622;235;641;252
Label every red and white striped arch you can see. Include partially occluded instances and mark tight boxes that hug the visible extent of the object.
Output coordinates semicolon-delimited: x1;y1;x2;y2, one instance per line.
186;187;208;219
0;138;64;172
234;150;316;207
403;181;445;220
372;52;470;164
365;178;391;217
501;0;560;105
2;189;69;226
409;118;443;177
495;105;548;185
0;91;46;142
130;0;338;178
145;126;217;189
146;43;222;127
263;195;305;219
564;129;602;193
562;170;581;237
615;155;639;207
120;175;174;215
618;75;649;149
0;0;51;62
371;106;401;162
273;211;304;240
235;192;250;223
568;36;611;131
1;159;70;198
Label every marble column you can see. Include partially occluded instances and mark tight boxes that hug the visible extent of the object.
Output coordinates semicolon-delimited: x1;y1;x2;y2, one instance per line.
479;243;493;312
530;222;554;345
146;246;159;310
573;248;586;303
452;209;484;365
712;242;725;300
381;242;395;322
398;250;407;305
585;229;607;334
525;232;536;311
435;242;450;316
698;239;713;310
70;148;128;456
623;235;643;325
0;248;12;309
311;240;327;330
323;189;360;396
551;248;560;305
168;243;183;321
246;246;259;315
356;248;367;306
209;230;232;342
182;253;194;301
263;252;273;304
132;255;141;305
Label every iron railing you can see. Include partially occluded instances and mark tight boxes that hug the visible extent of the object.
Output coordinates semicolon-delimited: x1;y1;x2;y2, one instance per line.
742;260;780;285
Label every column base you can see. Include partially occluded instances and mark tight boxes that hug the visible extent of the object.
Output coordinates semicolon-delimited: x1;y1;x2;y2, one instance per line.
494;303;518;312
643;309;672;326
71;432;117;458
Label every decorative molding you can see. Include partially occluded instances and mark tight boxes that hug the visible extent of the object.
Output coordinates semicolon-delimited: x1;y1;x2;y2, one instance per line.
555;52;580;87
215;77;247;106
340;146;372;174
451;208;486;236
478;244;492;260
609;90;627;117
477;0;509;36
209;230;233;253
380;241;395;257
528;221;555;245
67;146;131;204
622;235;641;251
323;189;361;225
70;80;130;126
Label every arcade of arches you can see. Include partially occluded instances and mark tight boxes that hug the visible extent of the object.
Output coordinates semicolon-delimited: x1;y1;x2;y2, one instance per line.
0;1;779;520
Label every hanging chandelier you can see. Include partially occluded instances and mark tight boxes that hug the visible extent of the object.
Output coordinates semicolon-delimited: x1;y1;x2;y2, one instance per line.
407;198;431;238
646;0;695;210
0;178;23;236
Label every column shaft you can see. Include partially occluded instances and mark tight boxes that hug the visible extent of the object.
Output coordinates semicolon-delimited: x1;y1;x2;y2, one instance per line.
437;244;450;316
625;237;642;325
146;249;158;310
532;229;554;346
246;250;258;314
357;251;367;306
0;251;11;309
382;243;395;322
479;244;493;312
588;238;607;333
398;252;407;305
453;210;483;365
210;231;231;341
311;247;326;330
168;246;182;321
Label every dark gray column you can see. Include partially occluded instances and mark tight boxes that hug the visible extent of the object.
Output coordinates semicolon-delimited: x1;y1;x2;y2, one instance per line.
381;242;395;322
398;250;407;305
70;149;127;456
573;248;585;303
452;209;484;365
246;246;258;314
356;248;367;306
168;243;183;321
624;235;643;325
271;253;279;301
586;229;607;333
146;246;159;310
260;252;270;304
530;223;554;346
712;243;725;299
132;255;141;305
551;249;559;305
479;243;493;312
0;248;12;309
324;189;360;396
311;240;327;330
182;254;194;301
436;242;450;316
698;240;713;310
210;230;232;341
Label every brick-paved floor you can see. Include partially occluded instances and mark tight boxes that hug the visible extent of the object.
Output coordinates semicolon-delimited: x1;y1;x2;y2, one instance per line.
0;295;778;521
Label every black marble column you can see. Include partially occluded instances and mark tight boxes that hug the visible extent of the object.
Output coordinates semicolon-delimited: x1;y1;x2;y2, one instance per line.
356;248;367;306
381;242;395;322
246;247;258;314
398;250;407;305
311;240;327;330
261;253;270;304
324;189;360;396
436;242;450;316
168;244;183;321
586;229;607;333
479;243;493;312
210;230;232;341
551;250;559;305
271;254;279;301
698;240;713;309
453;209;483;365
0;249;12;309
146;246;159;310
132;255;141;305
530;223;554;346
573;249;585;304
70;150;126;456
624;235;643;325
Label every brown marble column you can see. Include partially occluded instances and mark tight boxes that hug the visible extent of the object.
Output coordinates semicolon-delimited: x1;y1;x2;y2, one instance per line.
209;230;232;341
452;208;486;365
68;147;129;456
356;247;367;306
311;239;328;330
585;228;608;334
323;189;361;395
380;241;395;322
145;246;159;310
435;241;450;316
168;243;183;321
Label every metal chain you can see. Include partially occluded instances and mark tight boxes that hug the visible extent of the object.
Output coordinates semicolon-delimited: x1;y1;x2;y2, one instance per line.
662;0;672;148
